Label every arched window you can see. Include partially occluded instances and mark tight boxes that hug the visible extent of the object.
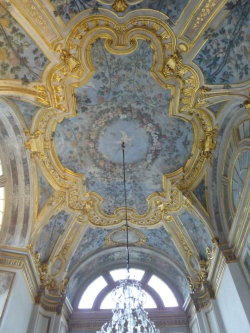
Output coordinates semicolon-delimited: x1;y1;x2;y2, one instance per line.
0;159;5;230
78;268;178;310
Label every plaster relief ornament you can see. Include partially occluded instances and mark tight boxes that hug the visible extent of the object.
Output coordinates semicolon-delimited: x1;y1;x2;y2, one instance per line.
28;12;216;227
112;0;128;12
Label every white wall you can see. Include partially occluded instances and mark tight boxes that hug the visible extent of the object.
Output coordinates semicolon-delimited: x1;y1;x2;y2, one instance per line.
189;304;225;333
217;263;250;333
0;270;33;333
204;302;224;333
160;327;189;333
28;305;69;333
189;318;200;333
59;320;68;333
33;310;51;333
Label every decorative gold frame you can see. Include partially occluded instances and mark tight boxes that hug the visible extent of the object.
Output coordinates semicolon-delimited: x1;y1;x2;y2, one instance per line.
25;12;216;228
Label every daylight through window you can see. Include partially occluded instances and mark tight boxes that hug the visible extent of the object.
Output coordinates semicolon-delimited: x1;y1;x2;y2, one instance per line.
78;268;178;310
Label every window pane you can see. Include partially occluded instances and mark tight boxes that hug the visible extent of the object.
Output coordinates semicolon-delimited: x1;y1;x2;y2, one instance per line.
100;289;156;309
110;268;144;281
0;187;4;200
100;291;113;309
0;198;4;212
148;275;178;307
78;276;107;309
144;292;157;308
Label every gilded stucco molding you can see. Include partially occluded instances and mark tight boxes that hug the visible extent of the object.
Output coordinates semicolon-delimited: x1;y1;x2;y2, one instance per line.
162;213;217;307
189;285;214;312
30;191;67;245
187;255;216;312
47;218;89;279
22;12;216;228
9;0;63;51
0;80;44;103
163;215;200;275
28;244;68;298
182;193;215;238
178;0;227;48
207;245;227;296
97;1;144;13
104;226;147;247
196;82;250;106
0;247;39;299
112;0;128;12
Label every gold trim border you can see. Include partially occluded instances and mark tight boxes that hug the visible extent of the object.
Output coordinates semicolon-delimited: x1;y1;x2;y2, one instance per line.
26;12;216;227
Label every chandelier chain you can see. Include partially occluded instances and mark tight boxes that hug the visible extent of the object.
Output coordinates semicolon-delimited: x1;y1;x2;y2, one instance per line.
122;141;130;273
96;142;159;333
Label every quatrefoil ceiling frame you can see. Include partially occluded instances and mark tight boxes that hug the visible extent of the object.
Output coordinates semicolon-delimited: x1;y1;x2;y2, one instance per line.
28;11;216;227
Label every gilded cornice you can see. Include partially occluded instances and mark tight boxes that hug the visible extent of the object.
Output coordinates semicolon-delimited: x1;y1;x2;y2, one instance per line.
70;308;187;329
0;247;71;313
23;11;216;228
0;247;39;299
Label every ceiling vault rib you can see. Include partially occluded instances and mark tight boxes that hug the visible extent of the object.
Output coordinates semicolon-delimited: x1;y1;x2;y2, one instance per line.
0;81;41;101
9;0;63;60
47;216;89;277
162;215;200;276
177;0;228;51
0;0;248;317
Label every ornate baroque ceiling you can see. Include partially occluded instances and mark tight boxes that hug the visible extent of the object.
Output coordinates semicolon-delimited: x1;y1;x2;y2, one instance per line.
0;0;249;309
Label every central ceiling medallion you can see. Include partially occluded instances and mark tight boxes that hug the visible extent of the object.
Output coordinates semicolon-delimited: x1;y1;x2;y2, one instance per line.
97;118;151;165
28;11;216;226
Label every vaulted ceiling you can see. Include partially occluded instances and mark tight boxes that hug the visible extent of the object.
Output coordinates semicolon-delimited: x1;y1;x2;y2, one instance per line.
0;0;249;309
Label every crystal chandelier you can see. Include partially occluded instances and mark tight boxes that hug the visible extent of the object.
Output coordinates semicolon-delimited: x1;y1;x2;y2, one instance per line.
97;142;159;333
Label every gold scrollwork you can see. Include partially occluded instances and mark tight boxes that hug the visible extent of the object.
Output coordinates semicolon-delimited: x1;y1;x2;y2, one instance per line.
34;85;51;106
113;0;128;12
28;13;216;227
188;260;209;294
25;130;45;158
29;245;68;296
104;226;148;246
193;0;217;30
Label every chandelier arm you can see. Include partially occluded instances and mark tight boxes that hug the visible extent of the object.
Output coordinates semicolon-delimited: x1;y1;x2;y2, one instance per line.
122;141;130;273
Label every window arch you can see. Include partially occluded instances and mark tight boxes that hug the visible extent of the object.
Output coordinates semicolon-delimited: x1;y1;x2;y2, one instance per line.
78;268;178;310
0;159;5;230
232;150;250;208
221;118;250;229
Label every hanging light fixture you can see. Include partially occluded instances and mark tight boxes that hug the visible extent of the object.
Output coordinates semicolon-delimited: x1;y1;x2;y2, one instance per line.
97;142;159;333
